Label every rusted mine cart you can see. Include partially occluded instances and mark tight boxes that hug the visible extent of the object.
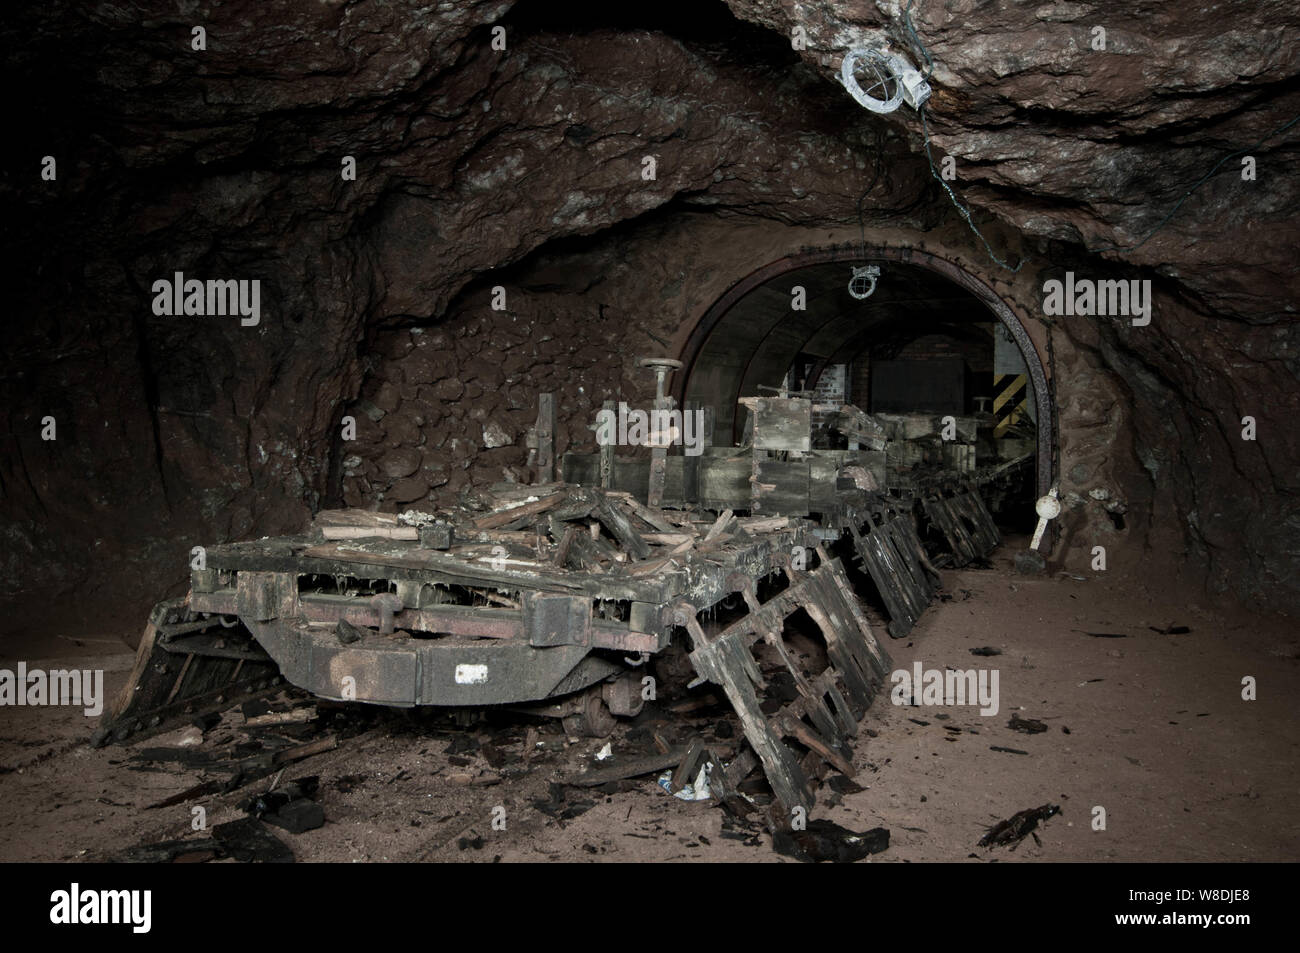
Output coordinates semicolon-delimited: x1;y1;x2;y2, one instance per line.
98;386;1001;827
97;484;895;826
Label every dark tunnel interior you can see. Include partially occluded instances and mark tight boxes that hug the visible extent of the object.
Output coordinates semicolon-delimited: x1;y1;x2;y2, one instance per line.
0;0;1297;873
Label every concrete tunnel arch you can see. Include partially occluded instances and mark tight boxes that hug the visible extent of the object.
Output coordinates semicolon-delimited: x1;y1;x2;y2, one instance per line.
671;246;1056;499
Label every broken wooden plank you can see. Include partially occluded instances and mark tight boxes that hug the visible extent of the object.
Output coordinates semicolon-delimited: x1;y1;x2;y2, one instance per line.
704;508;735;543
736;515;789;533
272;734;338;766
321;525;419;541
315;510;417;541
569;748;687;787
552;524;579;569
243;707;317;728
625;539;693;575
642;532;694;545
599;400;615;488
587;530;626;564
564;529;608;573
619;497;679;534
146;735;339;810
471;490;569;530
535;393;556;482
297;542;590;592
594;498;651;560
723;747;758;791
778;715;855;776
483;482;566;502
670;738;708;793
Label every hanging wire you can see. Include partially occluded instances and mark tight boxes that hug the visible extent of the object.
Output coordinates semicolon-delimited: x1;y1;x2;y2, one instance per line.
902;0;935;80
904;0;1299;262
919;106;1026;272
1044;317;1059;487
1087;112;1300;253
856;125;885;255
902;0;1025;272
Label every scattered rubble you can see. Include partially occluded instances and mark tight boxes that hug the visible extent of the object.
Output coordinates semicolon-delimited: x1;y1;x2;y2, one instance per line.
978;804;1062;850
773;820;890;863
92;392;1018;844
1008;714;1049;734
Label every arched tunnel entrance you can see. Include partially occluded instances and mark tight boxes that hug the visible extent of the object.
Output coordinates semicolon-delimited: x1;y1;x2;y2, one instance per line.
675;247;1055;531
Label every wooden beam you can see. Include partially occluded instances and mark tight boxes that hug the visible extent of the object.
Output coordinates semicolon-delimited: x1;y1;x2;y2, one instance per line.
535;393;556;483
471;490;568;530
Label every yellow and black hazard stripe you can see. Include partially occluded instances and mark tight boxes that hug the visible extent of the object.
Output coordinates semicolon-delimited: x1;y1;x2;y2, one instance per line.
993;373;1027;438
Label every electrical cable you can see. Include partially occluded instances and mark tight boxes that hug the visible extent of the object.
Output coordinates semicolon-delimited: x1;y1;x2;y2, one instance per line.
1086;112;1300;253
920;105;1026;272
902;0;1026;272
856;126;884;255
905;0;1299;262
902;0;934;81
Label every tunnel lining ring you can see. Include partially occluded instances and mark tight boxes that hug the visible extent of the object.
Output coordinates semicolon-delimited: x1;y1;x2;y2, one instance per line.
674;245;1055;498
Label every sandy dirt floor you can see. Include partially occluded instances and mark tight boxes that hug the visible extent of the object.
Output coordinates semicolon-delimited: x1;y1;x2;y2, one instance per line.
2;538;1297;863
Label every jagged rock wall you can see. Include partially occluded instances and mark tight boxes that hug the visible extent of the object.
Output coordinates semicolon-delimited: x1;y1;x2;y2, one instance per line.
339;213;1146;584
722;0;1300;607
2;0;1297;626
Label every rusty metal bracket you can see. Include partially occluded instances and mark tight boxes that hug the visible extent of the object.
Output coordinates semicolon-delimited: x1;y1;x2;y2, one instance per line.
524;591;592;647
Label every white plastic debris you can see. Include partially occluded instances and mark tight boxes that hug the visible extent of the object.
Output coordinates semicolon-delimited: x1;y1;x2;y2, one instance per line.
175;726;204;747
656;765;712;802
595;742;613;761
396;509;438;527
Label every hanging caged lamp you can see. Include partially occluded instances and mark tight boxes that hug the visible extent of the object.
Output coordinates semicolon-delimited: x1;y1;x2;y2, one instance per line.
848;264;880;300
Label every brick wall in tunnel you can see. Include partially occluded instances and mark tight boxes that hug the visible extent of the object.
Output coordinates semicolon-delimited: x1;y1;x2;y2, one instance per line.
846;330;995;412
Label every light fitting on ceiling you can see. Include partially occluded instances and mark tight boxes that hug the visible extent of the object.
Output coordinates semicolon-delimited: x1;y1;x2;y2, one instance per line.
848;264;880;300
841;47;931;114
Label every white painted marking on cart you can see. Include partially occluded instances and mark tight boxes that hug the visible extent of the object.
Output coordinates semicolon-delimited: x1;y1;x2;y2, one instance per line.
455;664;489;684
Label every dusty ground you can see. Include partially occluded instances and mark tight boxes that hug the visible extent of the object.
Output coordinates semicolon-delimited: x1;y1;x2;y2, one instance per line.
2;537;1298;863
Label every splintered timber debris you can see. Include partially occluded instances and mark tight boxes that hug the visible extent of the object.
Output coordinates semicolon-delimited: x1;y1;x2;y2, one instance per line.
979;804;1062;849
96;391;1012;838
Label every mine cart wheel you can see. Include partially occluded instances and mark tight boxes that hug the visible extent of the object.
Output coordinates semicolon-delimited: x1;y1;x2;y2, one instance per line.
562;686;618;738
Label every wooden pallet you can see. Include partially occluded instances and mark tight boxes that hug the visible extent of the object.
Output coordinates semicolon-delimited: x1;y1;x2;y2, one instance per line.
92;600;281;746
674;549;891;830
847;504;936;638
923;484;1001;566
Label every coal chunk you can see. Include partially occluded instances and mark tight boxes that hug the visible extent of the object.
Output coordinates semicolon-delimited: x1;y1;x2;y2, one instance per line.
190;712;222;733
978;803;1061;849
1014;550;1046;574
212;818;294;863
262;798;325;834
827;775;865;795
773;820;890;863
241;777;323;833
241;699;271;718
1008;713;1049;734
